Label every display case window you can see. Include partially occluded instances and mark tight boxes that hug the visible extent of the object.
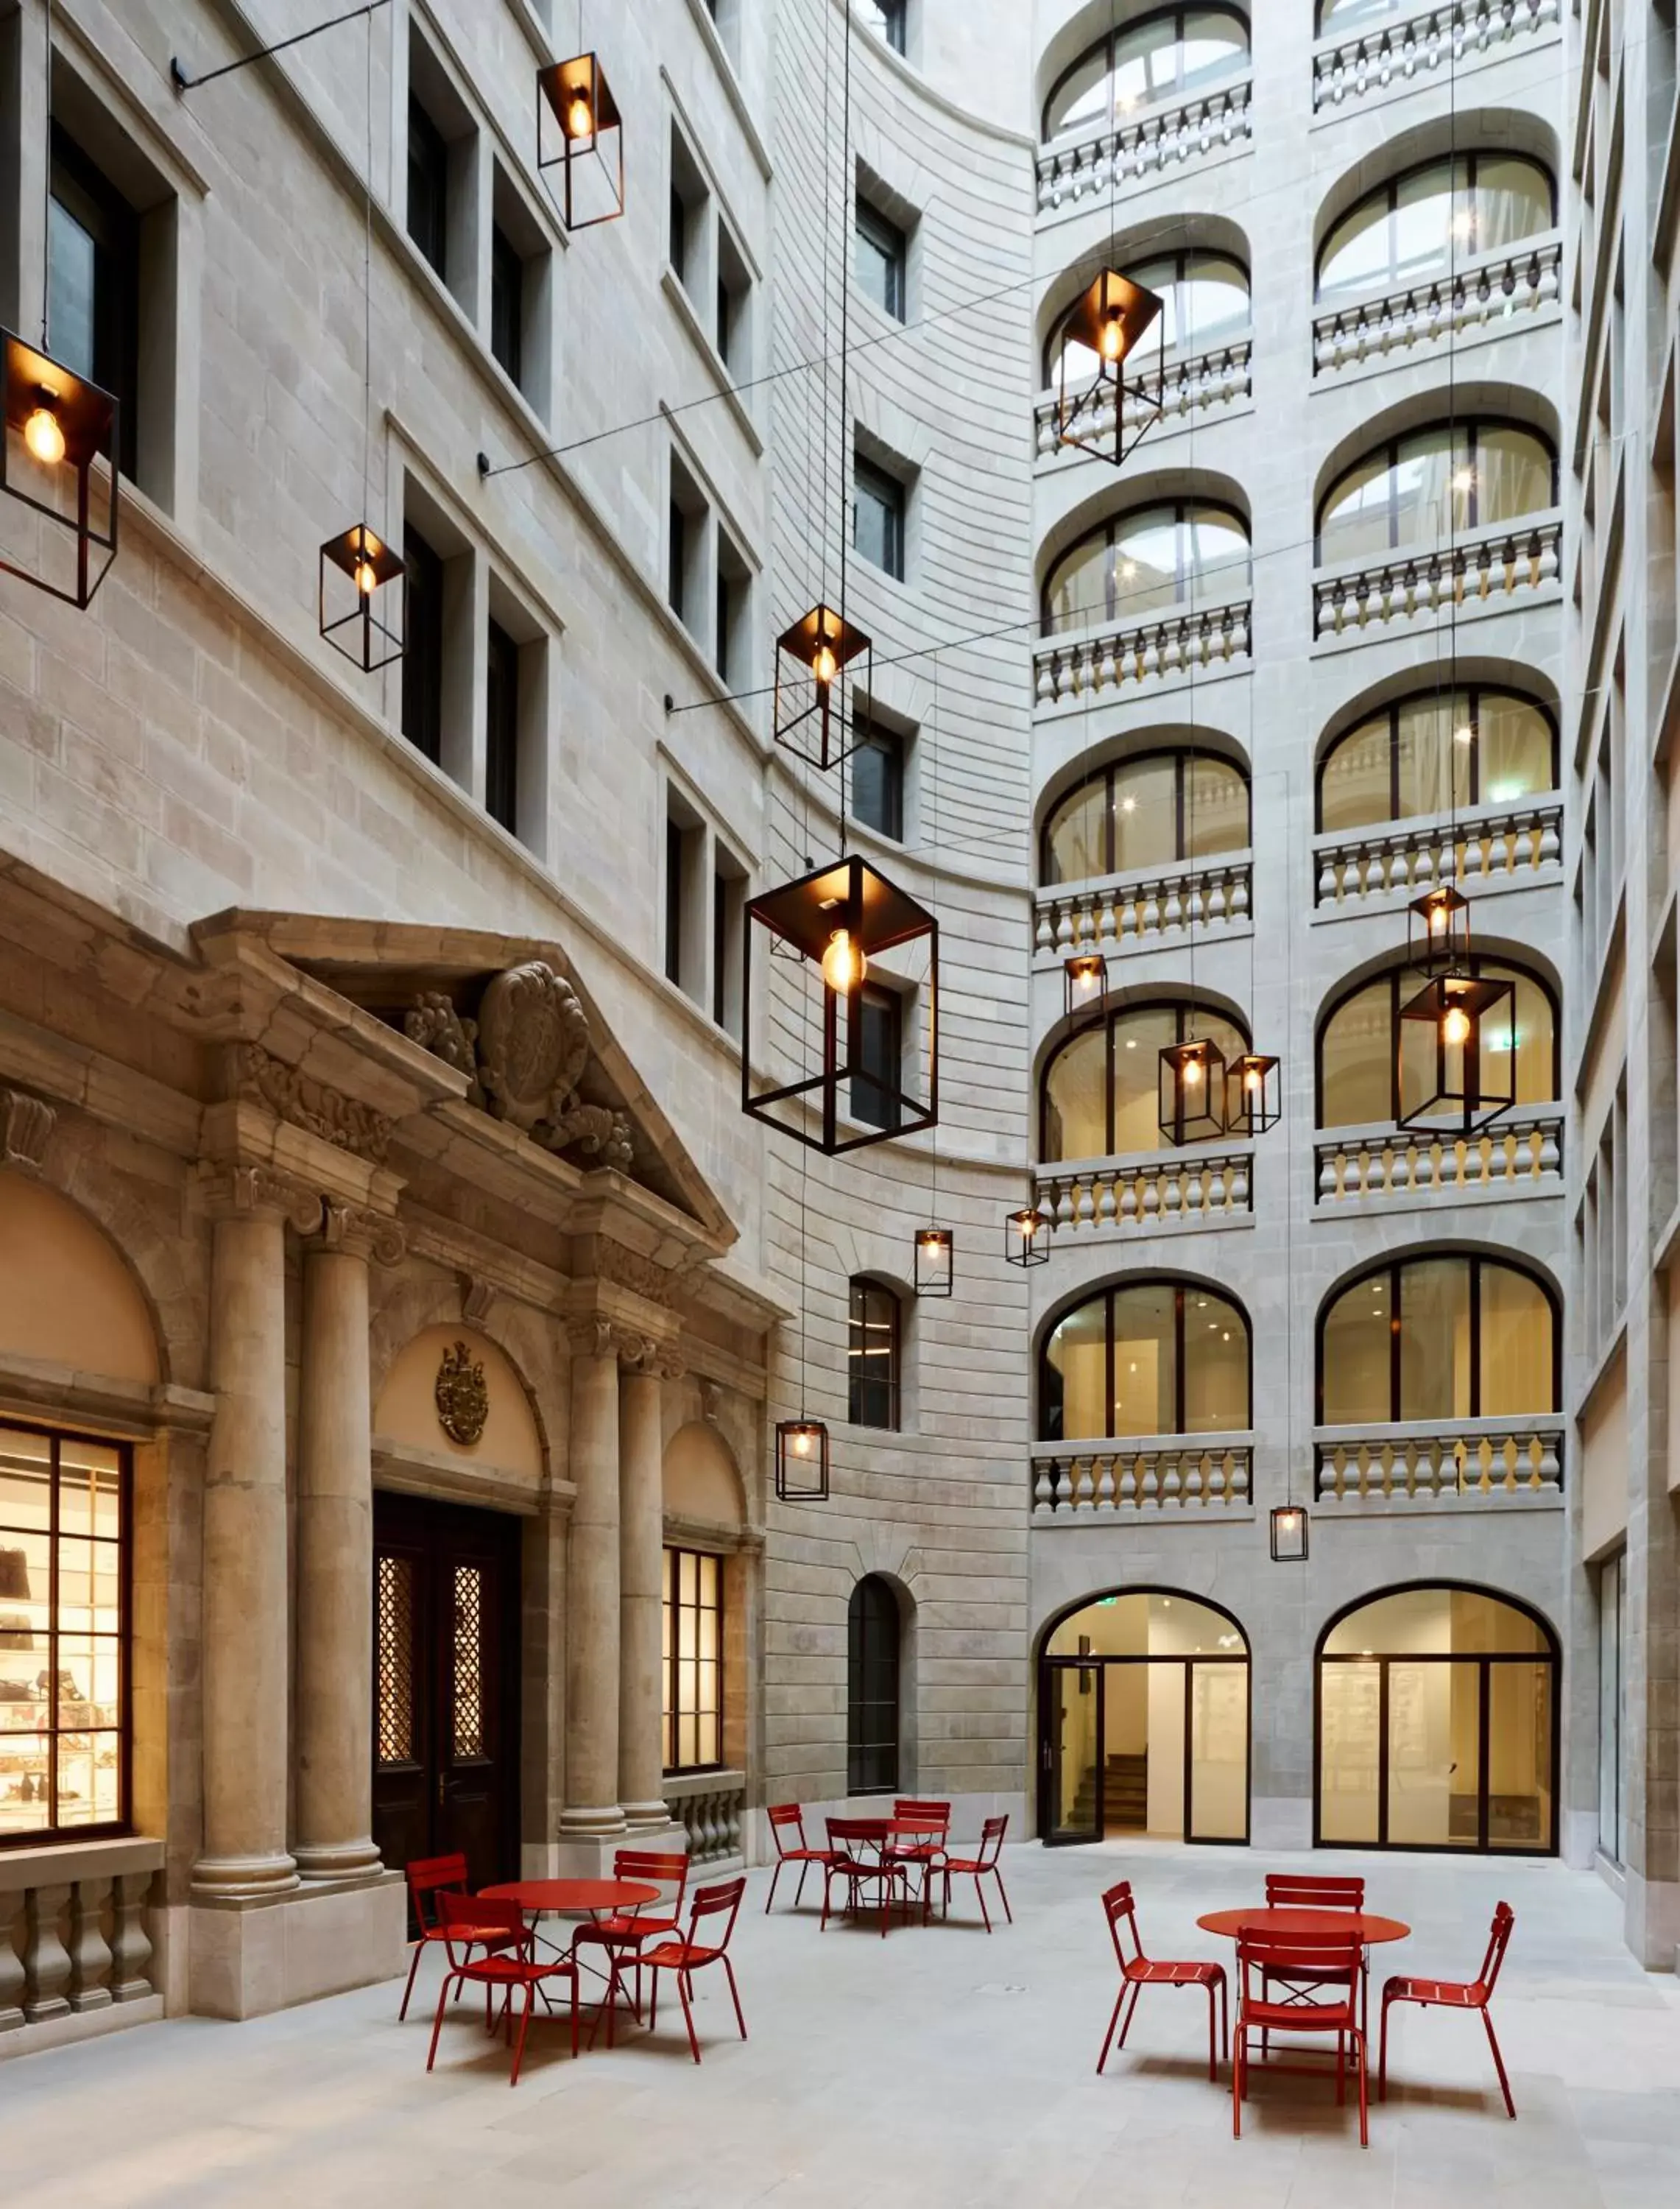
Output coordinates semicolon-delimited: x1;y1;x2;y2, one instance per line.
663;1546;723;1773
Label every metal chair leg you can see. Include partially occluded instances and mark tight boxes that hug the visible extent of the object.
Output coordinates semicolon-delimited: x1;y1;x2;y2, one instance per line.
764;1860;783;1915
724;1956;748;2040
1097;1985;1126;2075
994;1868;1013;1925
1483;2006;1517;2118
675;1972;702;2064
398;1942;424;2021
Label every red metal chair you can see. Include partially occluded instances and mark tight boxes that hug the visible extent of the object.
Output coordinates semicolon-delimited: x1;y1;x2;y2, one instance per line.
1234;1928;1369;2148
397;1851;526;2021
763;1803;837;1914
570;1848;688;2032
425;1894;581;2085
939;1814;1012;1932
1098;1880;1227;2082
886;1798;950;1908
822;1817;913;1936
1261;1872;1368;2040
1379;1901;1517;2118
639;1877;749;2065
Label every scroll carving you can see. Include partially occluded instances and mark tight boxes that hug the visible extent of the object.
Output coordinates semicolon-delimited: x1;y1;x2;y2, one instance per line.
234;1045;393;1165
596;1241;674;1306
0;1089;55;1173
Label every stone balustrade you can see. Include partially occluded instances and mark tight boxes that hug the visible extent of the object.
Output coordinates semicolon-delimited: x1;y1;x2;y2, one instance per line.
1313;800;1561;909
1034;599;1251;707
1;1847;162;2046
1313;520;1561;641
1312;0;1561;109
1031;1435;1253;1520
1036;81;1252;216
1035;342;1252;459
1315;1112;1563;1203
664;1769;746;1867
1313;242;1561;376
1315;1417;1564;1505
1034;853;1252;957
1036;1146;1253;1233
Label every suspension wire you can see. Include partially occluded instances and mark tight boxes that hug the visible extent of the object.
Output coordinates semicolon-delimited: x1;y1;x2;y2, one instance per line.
40;0;50;345
361;7;373;524
170;0;390;92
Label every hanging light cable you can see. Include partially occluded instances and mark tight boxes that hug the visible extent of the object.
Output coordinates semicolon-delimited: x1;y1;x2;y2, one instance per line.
914;655;954;1296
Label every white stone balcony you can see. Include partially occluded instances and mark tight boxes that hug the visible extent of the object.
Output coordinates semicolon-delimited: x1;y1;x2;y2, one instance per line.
1313;797;1562;912
1034;598;1251;708
1314;1415;1564;1508
1031;1433;1254;1521
1314;1111;1564;1205
664;1768;746;1867
1312;516;1561;644
1312;0;1561;111
1034;341;1252;462
1035;1144;1254;1235
1312;241;1561;378
1034;852;1252;959
1036;80;1252;219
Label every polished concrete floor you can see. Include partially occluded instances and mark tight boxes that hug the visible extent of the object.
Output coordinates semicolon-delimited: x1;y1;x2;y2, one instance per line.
6;1839;1678;2208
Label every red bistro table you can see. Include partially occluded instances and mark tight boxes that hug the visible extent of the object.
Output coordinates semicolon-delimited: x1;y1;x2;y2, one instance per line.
481;1878;663;2022
824;1817;946;1934
1198;1906;1409;2060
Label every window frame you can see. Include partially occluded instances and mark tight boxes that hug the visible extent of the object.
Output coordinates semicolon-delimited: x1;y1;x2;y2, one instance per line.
848;1277;903;1431
1315;956;1561;1128
47;124;140;482
851;714;906;842
484;616;520;835
851;981;904;1130
1316;686;1560;831
662;1544;724;1775
1040;499;1252;636
490;223;525;387
861;1;908;55
1314;419;1560;560
1314;1253;1561;1425
853;456;907;581
1040;998;1253;1160
1040;747;1252;884
847;1575;902;1795
1042;4;1250;141
406;94;450;280
855;198;908;321
1038;1280;1253;1442
400;522;445;767
1315;151;1559;300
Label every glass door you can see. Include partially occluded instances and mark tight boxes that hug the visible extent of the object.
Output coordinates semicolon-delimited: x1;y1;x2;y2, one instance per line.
1042;1662;1104;1844
1187;1660;1249;1840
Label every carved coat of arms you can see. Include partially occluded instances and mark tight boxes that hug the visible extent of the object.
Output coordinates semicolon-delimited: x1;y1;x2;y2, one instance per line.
435;1341;490;1447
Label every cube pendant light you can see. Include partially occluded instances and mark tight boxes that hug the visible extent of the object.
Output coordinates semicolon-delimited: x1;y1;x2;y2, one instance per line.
914;1225;954;1298
774;602;872;770
1224;1051;1282;1137
1063;951;1109;1030
1158;1037;1227;1145
775;1417;830;1502
1;331;119;608
1004;1205;1051;1266
1270;1504;1310;1562
1053;269;1164;469
1397;969;1515;1132
537;54;624;229
320;524;406;672
1408;881;1471;974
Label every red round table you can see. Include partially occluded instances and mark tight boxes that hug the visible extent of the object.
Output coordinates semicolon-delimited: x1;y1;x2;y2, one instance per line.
1196;1907;1409;1945
482;1878;661;1916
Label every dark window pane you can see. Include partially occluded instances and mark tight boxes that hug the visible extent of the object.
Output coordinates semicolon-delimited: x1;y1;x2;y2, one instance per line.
400;525;444;765
847;1576;900;1794
490;226;523;384
852;721;904;839
861;2;907;54
665;817;685;984
849;1279;900;1429
669;185;687;281
668;503;687;619
407;97;448;278
856;203;906;320
48;128;138;480
851;984;902;1129
484;619;519;834
854;459;905;579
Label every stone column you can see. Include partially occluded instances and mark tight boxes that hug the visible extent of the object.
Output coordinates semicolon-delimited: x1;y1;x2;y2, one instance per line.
560;1325;627;1838
193;1169;319;1899
294;1204;403;1884
618;1359;673;1829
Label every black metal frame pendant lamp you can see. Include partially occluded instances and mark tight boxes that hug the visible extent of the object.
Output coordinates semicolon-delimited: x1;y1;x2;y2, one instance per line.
1397;968;1515;1132
774;602;872;771
1054;267;1165;470
1004;1200;1052;1266
0;330;120;608
537;49;624;230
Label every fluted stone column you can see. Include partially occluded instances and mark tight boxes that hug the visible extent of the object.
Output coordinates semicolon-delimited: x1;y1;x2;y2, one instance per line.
194;1169;319;1899
294;1204;401;1884
560;1326;627;1837
618;1361;671;1829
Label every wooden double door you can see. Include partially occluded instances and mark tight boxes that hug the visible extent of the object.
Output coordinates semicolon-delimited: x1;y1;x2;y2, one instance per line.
371;1493;521;1899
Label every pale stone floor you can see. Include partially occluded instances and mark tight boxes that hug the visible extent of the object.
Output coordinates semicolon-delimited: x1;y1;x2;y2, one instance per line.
8;1841;1680;2208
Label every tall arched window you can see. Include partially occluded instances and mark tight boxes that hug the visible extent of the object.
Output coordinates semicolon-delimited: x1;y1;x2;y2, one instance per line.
1043;7;1249;140
1317;1254;1558;1426
1318;959;1559;1129
1045;250;1249;387
1316;420;1556;566
1317;1584;1558;1853
1043;1001;1250;1159
1317;154;1555;299
1318;686;1558;831
848;1277;901;1430
847;1576;902;1794
1041;1280;1250;1441
1041;749;1249;884
1042;502;1250;635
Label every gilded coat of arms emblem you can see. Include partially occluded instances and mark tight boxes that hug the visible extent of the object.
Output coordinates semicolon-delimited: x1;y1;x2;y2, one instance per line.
435;1340;489;1446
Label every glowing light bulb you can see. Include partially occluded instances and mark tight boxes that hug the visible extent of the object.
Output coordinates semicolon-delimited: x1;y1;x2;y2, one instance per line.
790;1427;813;1459
567;92;594;138
812;642;838;686
1451;466;1475;493
23;399;65;467
1098;315;1126;362
820;929;866;993
1183;1055;1202;1086
1244;1066;1261;1092
1453;724;1473;745
1442;1005;1472;1048
1429;902;1449;935
354;558;378;596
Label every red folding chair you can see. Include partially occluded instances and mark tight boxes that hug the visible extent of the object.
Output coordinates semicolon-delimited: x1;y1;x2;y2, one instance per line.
425;1894;581;2085
1098;1880;1227;2082
397;1851;526;2021
1235;1929;1369;2148
763;1803;837;1914
940;1814;1012;1932
570;1847;688;2033
886;1798;950;1910
640;1877;749;2065
1380;1901;1517;2118
823;1817;912;1936
1261;1872;1368;2040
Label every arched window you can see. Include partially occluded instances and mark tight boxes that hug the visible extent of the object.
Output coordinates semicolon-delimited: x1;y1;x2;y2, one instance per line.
1043;1001;1250;1159
1041;749;1249;884
1318;959;1559;1129
848;1277;901;1430
1317;1583;1558;1853
1317;1255;1558;1426
1316;420;1556;566
1041;1280;1250;1441
1042;502;1250;635
1045;250;1249;387
1318;686;1558;831
847;1576;902;1794
1317;153;1555;300
1043;7;1249;140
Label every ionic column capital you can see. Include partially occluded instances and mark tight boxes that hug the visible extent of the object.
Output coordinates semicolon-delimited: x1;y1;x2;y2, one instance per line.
311;1200;406;1268
197;1161;325;1235
565;1316;679;1373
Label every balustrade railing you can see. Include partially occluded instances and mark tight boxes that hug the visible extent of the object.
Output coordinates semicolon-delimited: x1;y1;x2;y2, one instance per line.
1315;1112;1562;1202
1035;599;1251;707
1313;0;1560;109
1034;853;1251;957
1037;81;1252;215
1036;1146;1253;1232
1032;1435;1253;1519
1315;1417;1564;1504
1313;800;1561;907
1313;242;1561;376
1035;341;1252;459
664;1769;746;1867
1;1853;160;2036
1313;520;1560;640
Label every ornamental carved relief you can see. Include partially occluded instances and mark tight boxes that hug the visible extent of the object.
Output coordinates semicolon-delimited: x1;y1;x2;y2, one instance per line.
403;961;634;1175
234;1044;393;1165
0;1088;55;1174
434;1340;490;1446
595;1241;674;1306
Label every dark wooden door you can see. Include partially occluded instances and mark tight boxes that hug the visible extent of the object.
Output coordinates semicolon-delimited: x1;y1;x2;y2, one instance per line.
372;1493;521;1900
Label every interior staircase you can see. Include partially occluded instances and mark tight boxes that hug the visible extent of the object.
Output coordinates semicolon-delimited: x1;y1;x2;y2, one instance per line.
1067;1751;1150;1835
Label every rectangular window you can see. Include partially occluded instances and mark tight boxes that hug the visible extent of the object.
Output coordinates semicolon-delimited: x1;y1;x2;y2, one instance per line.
1598;1551;1625;1864
406;96;449;278
716;529;749;681
854;457;906;581
861;1;908;54
490;225;524;386
668;501;688;623
852;982;903;1130
716;222;752;370
484;617;519;834
0;1423;128;1845
663;1546;722;1772
852;716;906;840
669;182;688;284
855;201;907;321
401;524;445;765
48;126;139;481
849;1279;901;1429
666;814;687;986
712;848;746;1037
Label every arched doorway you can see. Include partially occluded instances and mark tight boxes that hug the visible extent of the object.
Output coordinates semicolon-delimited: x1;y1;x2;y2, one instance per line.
1316;1583;1559;1854
1038;1588;1249;1845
